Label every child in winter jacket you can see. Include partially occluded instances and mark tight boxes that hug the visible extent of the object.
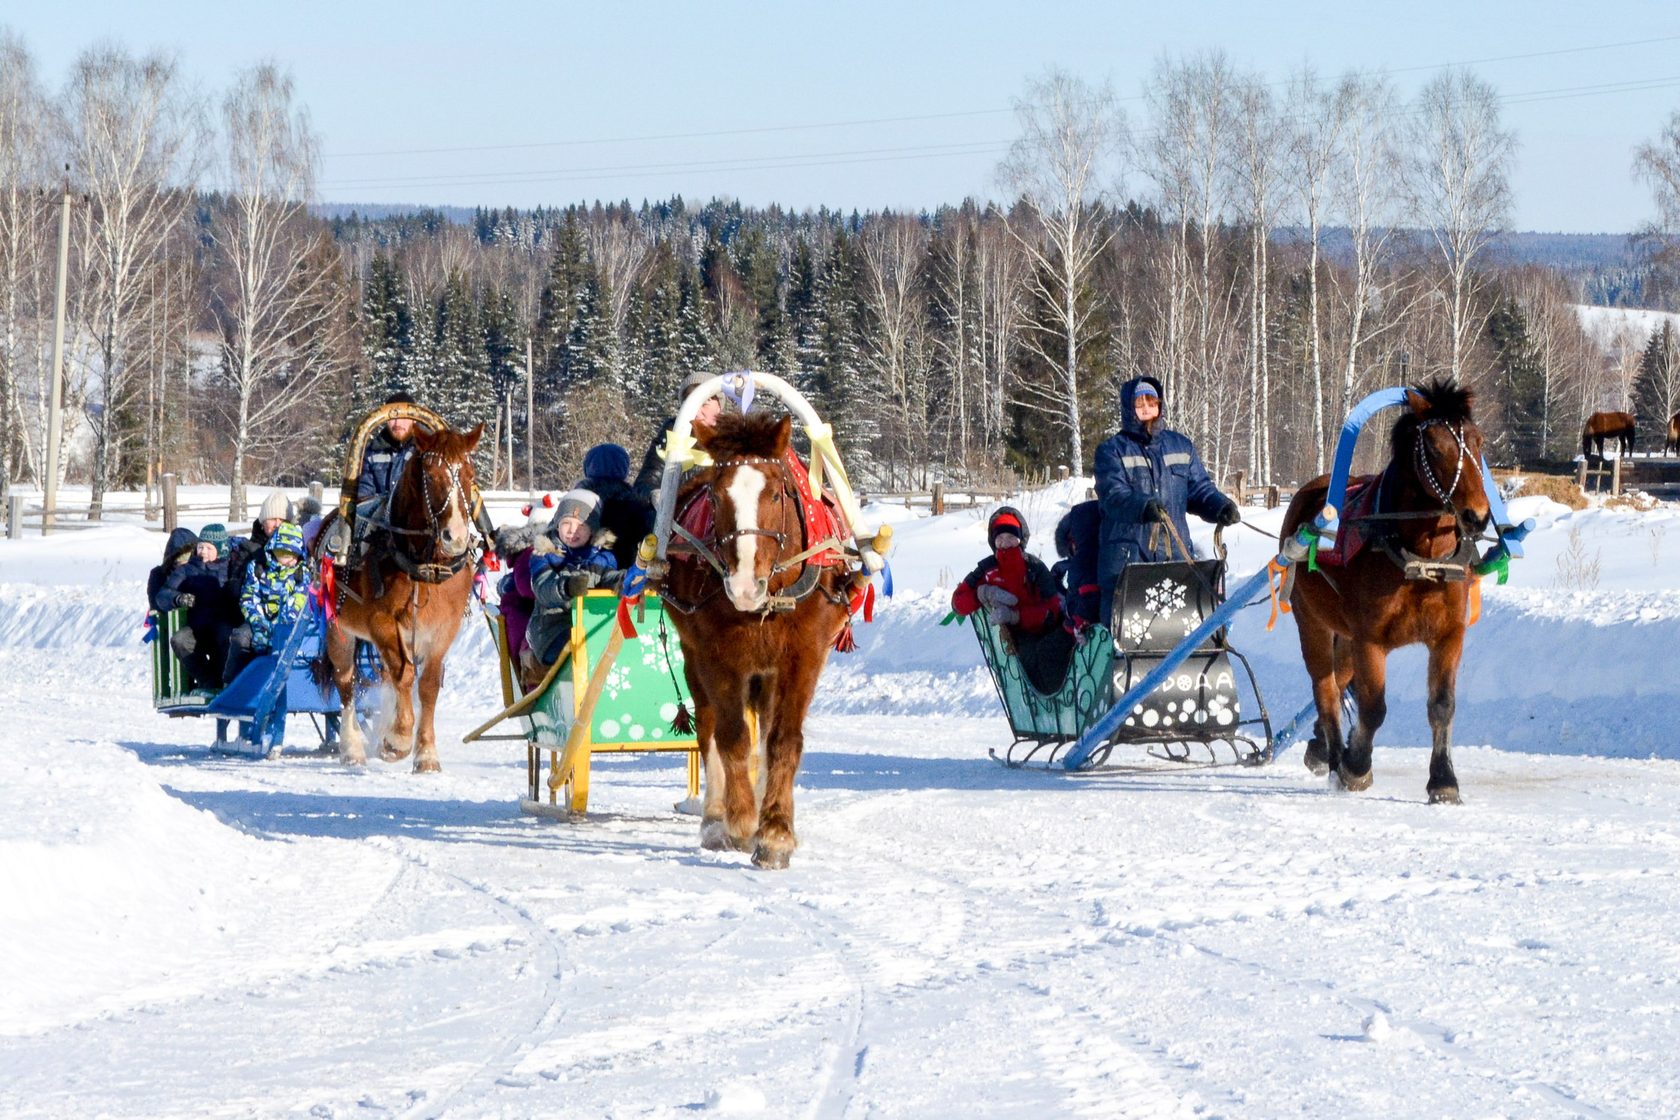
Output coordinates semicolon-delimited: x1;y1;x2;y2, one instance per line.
1052;500;1104;633
148;527;199;611
522;490;621;682
160;524;233;692
239;521;310;653
952;507;1074;692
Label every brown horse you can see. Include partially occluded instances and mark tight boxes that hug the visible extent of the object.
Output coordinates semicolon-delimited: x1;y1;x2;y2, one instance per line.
1281;381;1492;803
660;412;856;869
324;423;484;771
1582;410;1636;460
1666;410;1680;456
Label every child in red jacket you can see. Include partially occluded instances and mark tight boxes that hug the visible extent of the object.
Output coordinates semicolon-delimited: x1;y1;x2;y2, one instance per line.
952;507;1073;691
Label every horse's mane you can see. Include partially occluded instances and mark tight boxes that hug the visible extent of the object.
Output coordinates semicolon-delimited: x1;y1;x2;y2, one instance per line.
698;412;791;462
1391;378;1476;454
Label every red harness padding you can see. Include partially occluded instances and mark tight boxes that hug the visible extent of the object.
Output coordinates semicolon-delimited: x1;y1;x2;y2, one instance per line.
1316;478;1381;569
673;451;849;568
782;449;847;567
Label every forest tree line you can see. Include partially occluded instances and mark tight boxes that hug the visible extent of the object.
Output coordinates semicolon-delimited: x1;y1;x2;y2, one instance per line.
5;31;1680;520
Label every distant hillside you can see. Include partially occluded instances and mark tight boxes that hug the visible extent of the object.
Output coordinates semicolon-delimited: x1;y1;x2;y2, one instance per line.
313;201;480;226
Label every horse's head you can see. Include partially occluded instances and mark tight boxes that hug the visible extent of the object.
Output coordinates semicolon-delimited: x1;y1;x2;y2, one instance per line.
696;412;795;613
1395;381;1489;536
400;423;484;560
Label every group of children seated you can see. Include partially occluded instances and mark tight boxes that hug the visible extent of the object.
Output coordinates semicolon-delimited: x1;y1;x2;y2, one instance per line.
950;501;1104;694
146;491;322;697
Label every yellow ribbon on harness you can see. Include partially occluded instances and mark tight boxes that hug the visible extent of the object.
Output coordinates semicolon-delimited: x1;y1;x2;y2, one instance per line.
1265;558;1293;632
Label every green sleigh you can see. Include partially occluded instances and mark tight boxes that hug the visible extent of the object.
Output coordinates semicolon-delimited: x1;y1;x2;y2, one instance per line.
971;554;1275;769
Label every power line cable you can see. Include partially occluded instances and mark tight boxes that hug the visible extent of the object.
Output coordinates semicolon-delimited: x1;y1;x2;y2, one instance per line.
322;33;1680;161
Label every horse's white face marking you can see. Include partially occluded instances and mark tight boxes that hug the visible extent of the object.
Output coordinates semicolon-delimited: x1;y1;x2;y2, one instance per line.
725;466;768;609
439;465;471;558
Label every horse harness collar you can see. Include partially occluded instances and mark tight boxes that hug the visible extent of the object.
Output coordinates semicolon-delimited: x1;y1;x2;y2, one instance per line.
663;452;849;616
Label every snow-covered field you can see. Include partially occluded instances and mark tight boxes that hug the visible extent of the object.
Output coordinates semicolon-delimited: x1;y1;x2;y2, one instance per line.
1574;303;1680;353
3;481;1679;1118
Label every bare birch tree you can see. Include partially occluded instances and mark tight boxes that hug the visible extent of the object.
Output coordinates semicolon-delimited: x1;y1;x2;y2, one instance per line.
1332;72;1412;421
856;212;928;486
1285;66;1353;472
1232;73;1282;480
1142;53;1236;462
62;44;204;517
1405;69;1515;385
999;69;1124;470
0;30;51;490
211;62;340;519
1634;108;1680;234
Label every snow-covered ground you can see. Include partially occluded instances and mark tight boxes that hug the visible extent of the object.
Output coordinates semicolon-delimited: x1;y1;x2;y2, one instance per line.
1574;303;1680;353
3;481;1679;1118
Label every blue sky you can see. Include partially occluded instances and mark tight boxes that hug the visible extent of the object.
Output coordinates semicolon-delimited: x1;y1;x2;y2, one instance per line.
10;1;1680;232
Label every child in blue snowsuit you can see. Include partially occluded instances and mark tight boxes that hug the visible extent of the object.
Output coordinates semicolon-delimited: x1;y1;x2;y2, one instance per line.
523;490;621;676
226;521;310;682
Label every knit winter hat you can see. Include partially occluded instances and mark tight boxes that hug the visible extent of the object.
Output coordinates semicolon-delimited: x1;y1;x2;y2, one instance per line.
198;523;230;558
582;443;631;483
988;506;1028;550
680;370;718;401
258;491;292;522
268;520;306;560
550;489;602;533
294;495;323;522
1132;381;1159;400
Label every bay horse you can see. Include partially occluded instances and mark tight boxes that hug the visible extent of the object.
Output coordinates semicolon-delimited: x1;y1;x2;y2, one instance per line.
1281;380;1492;803
661;412;856;869
324;423;484;771
1666;410;1679;456
1581;410;1635;460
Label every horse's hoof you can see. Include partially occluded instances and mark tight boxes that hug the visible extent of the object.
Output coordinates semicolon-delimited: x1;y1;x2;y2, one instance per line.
751;843;792;870
414;758;441;774
1335;765;1374;793
700;817;730;851
727;831;756;853
1302;737;1331;776
378;740;412;762
1428;786;1461;805
339;751;366;767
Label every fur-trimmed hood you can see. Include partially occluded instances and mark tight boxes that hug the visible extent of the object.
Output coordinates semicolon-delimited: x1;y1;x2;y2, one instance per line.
532;527;616;557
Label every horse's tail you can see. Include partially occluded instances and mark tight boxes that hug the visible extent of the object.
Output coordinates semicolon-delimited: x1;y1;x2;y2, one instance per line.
1582;425;1593;459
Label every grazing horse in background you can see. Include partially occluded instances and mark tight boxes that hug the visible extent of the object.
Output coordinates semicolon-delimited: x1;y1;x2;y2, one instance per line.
1582;410;1636;460
1667;410;1680;456
661;412;856;868
323;424;484;771
1281;381;1492;803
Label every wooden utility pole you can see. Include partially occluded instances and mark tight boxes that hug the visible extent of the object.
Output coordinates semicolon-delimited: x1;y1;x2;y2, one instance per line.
525;336;534;496
42;178;72;536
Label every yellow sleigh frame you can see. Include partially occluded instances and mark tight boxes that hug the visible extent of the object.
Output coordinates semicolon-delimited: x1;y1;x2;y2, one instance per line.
465;591;701;816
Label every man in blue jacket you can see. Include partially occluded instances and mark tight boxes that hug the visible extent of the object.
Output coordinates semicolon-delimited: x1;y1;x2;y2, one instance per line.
1093;376;1240;625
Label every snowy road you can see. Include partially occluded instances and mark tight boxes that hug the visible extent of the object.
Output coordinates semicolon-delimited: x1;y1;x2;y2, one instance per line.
5;494;1680;1117
6;658;1680;1118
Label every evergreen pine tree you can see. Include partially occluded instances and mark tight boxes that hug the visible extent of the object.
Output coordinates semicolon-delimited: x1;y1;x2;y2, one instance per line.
360;252;413;404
